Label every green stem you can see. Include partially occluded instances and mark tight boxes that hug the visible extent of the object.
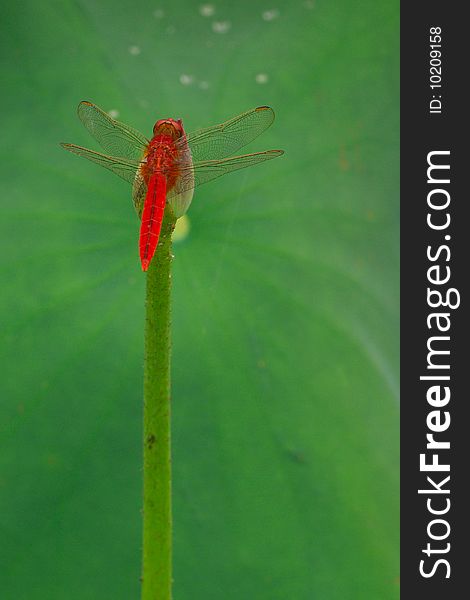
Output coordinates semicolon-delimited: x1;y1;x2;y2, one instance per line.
142;212;176;600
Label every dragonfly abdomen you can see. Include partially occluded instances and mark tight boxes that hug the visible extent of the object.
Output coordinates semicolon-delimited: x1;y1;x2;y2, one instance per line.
139;173;167;271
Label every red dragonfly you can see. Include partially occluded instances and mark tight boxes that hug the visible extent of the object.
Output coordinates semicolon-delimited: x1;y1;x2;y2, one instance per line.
61;101;283;271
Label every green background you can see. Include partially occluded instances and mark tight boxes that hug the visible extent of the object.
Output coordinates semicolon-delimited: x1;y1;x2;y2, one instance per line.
0;1;399;598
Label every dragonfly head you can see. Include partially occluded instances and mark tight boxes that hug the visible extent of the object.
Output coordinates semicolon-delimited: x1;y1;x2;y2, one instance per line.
153;118;184;139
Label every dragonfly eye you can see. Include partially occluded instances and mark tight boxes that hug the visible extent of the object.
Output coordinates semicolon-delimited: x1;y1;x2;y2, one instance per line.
153;118;184;139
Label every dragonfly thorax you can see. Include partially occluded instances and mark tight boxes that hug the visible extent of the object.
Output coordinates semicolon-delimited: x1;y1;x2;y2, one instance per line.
141;134;181;188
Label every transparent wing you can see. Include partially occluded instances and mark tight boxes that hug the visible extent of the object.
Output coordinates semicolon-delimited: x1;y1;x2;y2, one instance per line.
167;150;284;200
77;101;149;160
179;106;276;162
60;143;140;184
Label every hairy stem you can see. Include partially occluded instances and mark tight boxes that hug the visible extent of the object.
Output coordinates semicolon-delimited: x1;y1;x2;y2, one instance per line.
142;213;176;600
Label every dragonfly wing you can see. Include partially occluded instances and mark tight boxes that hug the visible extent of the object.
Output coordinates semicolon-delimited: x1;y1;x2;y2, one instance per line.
167;150;284;200
61;143;140;184
132;171;147;218
77;101;149;160
179;106;276;162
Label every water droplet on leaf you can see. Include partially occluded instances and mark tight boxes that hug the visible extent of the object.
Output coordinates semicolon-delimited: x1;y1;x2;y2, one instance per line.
199;4;215;17
179;74;194;86
212;20;231;34
262;9;280;21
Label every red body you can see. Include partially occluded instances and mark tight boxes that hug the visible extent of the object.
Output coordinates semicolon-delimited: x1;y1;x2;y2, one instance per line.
139;122;184;271
62;102;284;272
